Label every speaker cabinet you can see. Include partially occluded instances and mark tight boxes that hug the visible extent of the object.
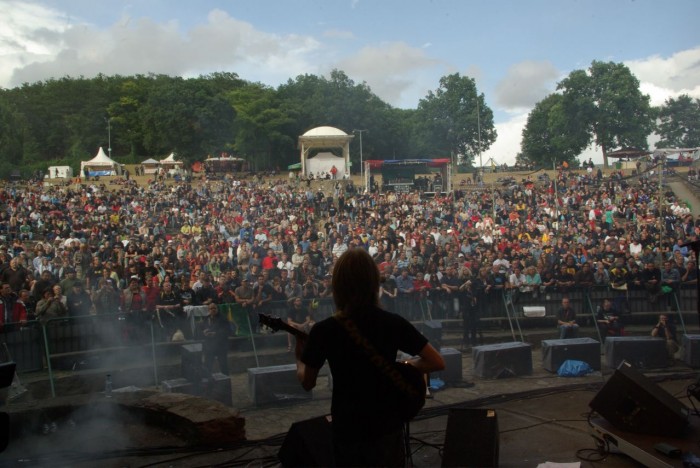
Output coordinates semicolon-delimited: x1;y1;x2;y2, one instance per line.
472;342;532;379
248;364;313;406
203;372;232;406
603;336;668;369
589;360;689;437
442;408;499;467
419;320;443;349
181;343;203;382
541;337;600;372
278;415;333;467
161;377;193;394
683;334;700;367
438;347;462;383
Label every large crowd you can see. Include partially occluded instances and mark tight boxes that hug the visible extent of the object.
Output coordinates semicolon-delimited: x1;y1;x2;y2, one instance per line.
0;164;697;348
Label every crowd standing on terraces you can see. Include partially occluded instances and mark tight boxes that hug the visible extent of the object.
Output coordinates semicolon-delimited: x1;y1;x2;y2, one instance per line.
0;164;698;347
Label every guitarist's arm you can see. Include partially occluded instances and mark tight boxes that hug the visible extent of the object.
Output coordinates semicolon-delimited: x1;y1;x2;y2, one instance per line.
405;342;445;375
295;335;320;391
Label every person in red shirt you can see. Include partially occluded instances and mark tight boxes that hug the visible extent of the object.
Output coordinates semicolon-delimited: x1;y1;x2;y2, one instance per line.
0;283;27;331
122;277;147;342
261;248;278;271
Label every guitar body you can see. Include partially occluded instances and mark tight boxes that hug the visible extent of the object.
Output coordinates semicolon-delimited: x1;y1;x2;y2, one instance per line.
259;312;427;422
384;361;426;422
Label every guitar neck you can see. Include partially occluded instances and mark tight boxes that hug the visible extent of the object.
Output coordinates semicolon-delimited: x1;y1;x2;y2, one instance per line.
277;321;309;339
258;313;309;339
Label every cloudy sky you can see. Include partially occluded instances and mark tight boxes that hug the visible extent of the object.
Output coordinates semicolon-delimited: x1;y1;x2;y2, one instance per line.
2;0;699;164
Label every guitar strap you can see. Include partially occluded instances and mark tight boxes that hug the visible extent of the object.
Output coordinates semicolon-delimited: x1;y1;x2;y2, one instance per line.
333;312;422;402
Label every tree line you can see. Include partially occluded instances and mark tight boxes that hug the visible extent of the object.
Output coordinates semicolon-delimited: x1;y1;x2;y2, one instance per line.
0;60;696;179
0;70;495;179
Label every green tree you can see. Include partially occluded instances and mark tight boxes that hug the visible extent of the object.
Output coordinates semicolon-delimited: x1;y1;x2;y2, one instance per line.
413;73;496;166
0;96;25;167
558;61;654;167
139;77;236;162
655;94;700;148
228;83;296;170
520;94;589;168
276;70;402;170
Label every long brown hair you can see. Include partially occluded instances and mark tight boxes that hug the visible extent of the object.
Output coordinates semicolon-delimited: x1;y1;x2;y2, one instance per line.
332;248;380;315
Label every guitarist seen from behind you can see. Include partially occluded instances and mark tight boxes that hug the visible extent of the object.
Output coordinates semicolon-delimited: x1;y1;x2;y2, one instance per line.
295;248;445;467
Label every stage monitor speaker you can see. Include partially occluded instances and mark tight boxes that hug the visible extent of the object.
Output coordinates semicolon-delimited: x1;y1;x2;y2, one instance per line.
419;320;443;349
442;408;499;467
589;360;689;437
278;415;333;467
181;344;203;383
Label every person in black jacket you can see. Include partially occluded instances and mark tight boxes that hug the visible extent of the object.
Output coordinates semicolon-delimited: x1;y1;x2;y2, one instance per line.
201;302;231;375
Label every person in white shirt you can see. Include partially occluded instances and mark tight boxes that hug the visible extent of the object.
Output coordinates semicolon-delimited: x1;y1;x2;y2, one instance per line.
629;238;642;256
332;237;348;258
367;239;378;258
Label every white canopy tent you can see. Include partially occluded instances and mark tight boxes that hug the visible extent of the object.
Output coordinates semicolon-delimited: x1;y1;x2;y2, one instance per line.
298;126;353;178
46;166;73;179
140;158;160;174
159;152;183;168
81;147;121;177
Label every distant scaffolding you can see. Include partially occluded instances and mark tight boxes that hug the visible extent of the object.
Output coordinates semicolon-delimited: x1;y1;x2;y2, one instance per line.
364;159;452;194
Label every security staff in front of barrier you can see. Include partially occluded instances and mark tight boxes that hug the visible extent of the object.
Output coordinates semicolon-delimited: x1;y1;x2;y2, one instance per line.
651;313;679;362
556;297;578;339
201;302;230;376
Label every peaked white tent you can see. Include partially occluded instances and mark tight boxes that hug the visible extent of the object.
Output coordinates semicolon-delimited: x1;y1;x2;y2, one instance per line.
159;152;185;176
159;152;183;170
81;147;121;177
159;152;182;165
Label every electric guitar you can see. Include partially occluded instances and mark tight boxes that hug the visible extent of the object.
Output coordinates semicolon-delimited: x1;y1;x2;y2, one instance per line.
258;313;426;422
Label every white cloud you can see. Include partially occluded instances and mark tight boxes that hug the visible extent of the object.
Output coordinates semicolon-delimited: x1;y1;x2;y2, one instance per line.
0;0;72;87
480;112;528;166
3;5;322;88
494;60;560;112
334;42;443;108
626;47;700;104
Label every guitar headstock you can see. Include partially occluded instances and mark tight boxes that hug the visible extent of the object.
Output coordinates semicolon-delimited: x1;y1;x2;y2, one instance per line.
258;313;286;333
258;313;308;338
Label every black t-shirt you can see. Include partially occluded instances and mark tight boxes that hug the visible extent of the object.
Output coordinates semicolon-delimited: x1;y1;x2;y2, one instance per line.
301;308;427;437
308;248;323;267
